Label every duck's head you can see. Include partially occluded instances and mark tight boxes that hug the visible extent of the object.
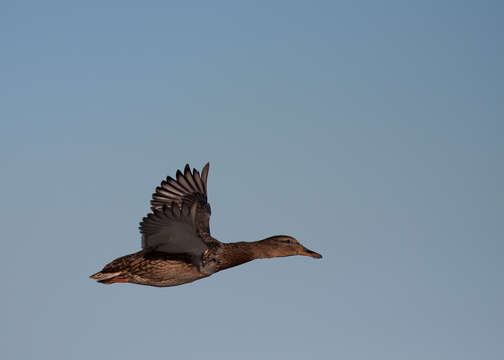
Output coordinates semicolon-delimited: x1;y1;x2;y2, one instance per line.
260;235;323;259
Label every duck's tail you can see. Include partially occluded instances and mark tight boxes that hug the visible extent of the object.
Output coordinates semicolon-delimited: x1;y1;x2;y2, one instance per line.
90;251;142;284
89;271;129;284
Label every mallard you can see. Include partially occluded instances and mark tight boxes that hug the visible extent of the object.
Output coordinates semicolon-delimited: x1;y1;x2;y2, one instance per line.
90;163;322;287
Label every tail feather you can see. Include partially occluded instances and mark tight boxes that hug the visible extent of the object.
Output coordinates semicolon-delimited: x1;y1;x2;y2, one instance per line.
90;271;125;284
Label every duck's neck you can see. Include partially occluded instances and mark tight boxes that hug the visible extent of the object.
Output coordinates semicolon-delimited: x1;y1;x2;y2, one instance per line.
216;240;293;272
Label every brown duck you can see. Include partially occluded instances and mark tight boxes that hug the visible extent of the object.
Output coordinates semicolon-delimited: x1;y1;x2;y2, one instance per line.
90;163;322;287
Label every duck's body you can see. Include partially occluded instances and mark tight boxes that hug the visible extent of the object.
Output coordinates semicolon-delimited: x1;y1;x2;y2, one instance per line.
91;163;322;287
92;251;209;287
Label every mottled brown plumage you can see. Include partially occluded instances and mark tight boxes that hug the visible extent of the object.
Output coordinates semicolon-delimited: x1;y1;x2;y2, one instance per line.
90;163;322;287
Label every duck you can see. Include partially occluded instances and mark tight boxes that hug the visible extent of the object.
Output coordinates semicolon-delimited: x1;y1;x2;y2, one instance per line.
90;163;322;287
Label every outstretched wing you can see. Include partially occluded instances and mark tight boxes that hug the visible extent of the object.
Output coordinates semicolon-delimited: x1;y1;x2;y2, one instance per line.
140;204;208;257
150;163;211;235
139;163;212;258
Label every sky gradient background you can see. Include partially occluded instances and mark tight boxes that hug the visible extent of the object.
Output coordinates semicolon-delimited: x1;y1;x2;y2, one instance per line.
1;1;503;359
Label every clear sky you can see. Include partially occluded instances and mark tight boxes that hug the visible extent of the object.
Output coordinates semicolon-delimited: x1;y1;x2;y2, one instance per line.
1;1;502;359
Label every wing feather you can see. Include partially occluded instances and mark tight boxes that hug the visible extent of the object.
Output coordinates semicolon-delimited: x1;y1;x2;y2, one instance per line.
201;163;209;193
140;205;207;257
143;163;213;254
193;169;205;193
166;176;187;194
176;169;193;193
185;167;199;193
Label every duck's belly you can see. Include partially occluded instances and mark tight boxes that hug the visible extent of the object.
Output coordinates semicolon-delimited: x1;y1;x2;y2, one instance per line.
127;258;211;287
128;272;209;287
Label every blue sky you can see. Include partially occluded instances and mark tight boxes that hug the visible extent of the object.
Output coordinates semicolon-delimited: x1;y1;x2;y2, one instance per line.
1;1;502;359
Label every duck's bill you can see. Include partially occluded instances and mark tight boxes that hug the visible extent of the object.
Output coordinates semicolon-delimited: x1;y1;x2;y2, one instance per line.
299;246;323;259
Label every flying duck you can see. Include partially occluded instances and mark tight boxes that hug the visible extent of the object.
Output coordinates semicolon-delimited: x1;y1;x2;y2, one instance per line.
90;163;322;287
